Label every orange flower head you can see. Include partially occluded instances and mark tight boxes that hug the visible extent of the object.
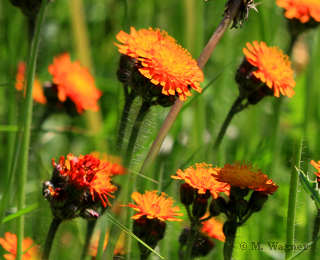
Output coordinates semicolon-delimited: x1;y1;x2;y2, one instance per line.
48;53;102;113
89;231;126;256
115;27;204;101
243;41;295;98
123;190;183;222
52;153;117;207
0;232;39;260
201;216;225;242
212;161;278;195
91;151;126;175
171;163;230;198
277;0;320;23
310;160;320;180
15;62;47;104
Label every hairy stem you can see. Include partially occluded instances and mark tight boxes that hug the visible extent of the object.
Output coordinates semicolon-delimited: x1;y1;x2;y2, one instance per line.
116;87;136;155
124;101;151;168
285;137;303;259
213;96;245;151
42;218;62;260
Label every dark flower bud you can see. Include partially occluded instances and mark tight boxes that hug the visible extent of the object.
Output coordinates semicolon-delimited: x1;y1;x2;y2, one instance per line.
235;199;249;218
179;228;215;258
117;54;137;83
180;183;195;206
79;209;100;220
192;197;208;219
230;186;249;200
10;0;50;18
179;228;189;245
133;216;148;238
154;221;166;240
215;196;228;214
249;191;268;212
192;234;215;257
223;220;237;237
247;84;274;105
209;199;221;217
155;93;176;107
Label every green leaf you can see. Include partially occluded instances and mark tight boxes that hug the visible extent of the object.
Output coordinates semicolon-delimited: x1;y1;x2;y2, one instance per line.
287;234;320;260
2;203;41;223
296;166;320;209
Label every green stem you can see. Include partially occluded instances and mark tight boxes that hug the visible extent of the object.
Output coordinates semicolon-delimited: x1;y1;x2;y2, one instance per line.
138;0;243;176
116;87;136;155
184;220;199;260
124;101;151;168
42;218;62;260
16;1;48;258
310;209;320;260
185;205;193;223
213;96;245;151
81;221;96;260
223;232;237;260
285;137;303;259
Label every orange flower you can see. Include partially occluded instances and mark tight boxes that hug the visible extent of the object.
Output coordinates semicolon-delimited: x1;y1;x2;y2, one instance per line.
201;216;225;242
89;231;126;257
0;232;39;260
310;160;320;180
277;0;320;23
15;62;47;104
171;163;230;198
123;190;183;222
212;161;278;195
52;154;117;207
115;27;204;101
91;151;126;175
48;53;102;113
243;41;295;98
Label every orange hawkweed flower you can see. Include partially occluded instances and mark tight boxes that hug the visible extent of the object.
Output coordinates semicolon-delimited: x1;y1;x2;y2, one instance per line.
15;62;47;104
115;27;204;101
48;53;102;113
310;160;320;180
243;41;295;98
53;154;117;207
123;190;183;222
171;163;230;198
91;151;126;175
277;0;320;23
89;231;126;257
212;161;278;195
0;232;39;260
201;216;225;242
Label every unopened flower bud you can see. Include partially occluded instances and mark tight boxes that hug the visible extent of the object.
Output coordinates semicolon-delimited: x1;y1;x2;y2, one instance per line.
10;0;50;18
215;196;228;214
223;220;237;237
230;186;249;200
209;199;221;217
235;199;249;218
249;191;268;212
192;197;208;219
133;216;148;238
180;183;195;206
79;209;100;220
155;221;166;240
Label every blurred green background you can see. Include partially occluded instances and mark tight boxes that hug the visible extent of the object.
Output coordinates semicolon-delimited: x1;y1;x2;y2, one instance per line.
0;0;320;259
